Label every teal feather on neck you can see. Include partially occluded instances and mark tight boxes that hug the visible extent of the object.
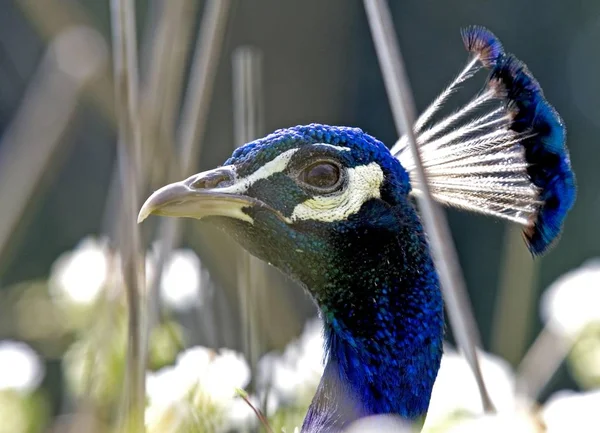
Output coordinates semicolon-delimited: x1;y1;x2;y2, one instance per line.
298;184;444;432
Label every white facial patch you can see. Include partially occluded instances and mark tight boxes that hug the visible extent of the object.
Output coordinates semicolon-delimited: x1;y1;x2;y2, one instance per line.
216;148;299;194
290;162;384;222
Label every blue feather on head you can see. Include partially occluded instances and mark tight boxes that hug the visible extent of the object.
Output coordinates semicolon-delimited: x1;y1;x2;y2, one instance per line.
461;25;505;68
488;54;576;254
396;25;576;256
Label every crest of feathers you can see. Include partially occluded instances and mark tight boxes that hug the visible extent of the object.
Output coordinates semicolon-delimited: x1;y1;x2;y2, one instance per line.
393;26;576;255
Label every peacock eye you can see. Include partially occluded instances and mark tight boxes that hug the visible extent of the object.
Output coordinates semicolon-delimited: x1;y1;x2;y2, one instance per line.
299;161;342;192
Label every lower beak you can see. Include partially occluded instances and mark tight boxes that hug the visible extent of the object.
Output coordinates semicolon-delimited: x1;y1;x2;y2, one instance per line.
137;169;258;224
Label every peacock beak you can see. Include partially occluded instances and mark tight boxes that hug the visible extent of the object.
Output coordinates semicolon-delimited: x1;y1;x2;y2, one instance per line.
138;166;291;225
137;166;258;224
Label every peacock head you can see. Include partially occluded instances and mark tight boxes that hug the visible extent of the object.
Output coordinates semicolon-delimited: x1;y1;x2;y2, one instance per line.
138;124;418;292
137;26;577;428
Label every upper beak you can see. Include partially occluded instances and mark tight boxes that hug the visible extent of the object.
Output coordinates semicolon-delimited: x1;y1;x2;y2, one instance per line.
137;166;258;224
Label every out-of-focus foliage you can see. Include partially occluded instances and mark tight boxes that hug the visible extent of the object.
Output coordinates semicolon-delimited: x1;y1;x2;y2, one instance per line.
541;260;600;340
145;347;254;432
0;341;48;433
3;238;592;432
0;224;598;432
541;260;600;391
542;389;600;433
569;323;600;389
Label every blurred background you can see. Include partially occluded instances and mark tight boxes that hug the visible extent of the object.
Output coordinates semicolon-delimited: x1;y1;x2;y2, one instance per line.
0;0;598;432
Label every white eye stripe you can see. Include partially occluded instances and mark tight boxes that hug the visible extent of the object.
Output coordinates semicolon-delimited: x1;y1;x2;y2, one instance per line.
290;162;384;222
217;148;299;194
219;144;349;195
311;143;352;152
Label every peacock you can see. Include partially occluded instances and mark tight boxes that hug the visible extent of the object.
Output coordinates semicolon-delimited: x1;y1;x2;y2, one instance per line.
138;27;576;432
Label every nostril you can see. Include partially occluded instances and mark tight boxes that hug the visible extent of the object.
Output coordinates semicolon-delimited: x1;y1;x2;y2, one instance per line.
191;170;234;189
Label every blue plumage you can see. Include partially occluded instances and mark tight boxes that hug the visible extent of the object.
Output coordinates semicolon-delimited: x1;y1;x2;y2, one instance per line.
461;25;505;68
488;54;576;254
397;26;576;256
138;26;576;432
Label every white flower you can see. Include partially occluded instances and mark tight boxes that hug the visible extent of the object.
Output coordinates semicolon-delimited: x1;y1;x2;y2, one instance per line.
297;318;326;379
258;353;302;404
542;389;600;433
440;411;541;433
146;365;193;409
203;349;251;403
49;236;110;306
424;348;516;429
0;340;44;393
257;317;325;408
160;249;204;310
540;259;600;338
223;395;259;431
146;346;251;433
344;415;413;432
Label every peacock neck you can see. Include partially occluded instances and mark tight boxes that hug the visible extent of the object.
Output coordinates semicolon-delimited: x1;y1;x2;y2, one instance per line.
301;202;445;432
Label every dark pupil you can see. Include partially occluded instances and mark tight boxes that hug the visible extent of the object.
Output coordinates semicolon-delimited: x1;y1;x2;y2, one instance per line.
303;163;340;188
